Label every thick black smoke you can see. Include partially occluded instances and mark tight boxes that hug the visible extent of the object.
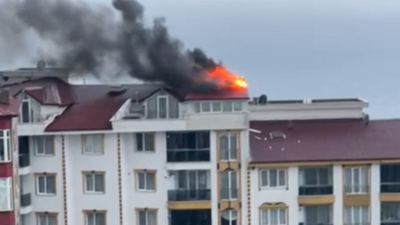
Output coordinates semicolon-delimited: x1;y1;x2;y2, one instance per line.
0;0;226;93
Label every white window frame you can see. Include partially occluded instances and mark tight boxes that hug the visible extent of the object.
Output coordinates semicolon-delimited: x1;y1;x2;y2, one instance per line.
0;177;13;211
136;171;156;192
344;206;369;225
82;134;103;155
36;174;56;195
157;95;169;119
85;212;106;225
0;130;11;162
221;210;238;225
344;166;368;194
19;93;41;123
33;136;54;156
137;210;157;225
36;213;57;225
193;101;243;114
135;133;155;152
219;132;238;161
84;173;105;194
221;170;238;200
260;208;287;225
259;169;287;189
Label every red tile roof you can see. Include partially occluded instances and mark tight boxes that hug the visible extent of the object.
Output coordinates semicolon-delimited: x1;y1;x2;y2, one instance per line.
249;119;400;164
0;96;19;117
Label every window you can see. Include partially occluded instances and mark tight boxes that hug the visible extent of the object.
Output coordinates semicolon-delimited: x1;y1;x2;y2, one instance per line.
260;208;286;225
382;203;400;223
221;210;238;225
84;172;105;193
19;93;41;123
136;133;155;152
0;178;12;210
222;102;233;112
219;132;238;161
37;213;57;225
136;171;156;191
220;170;238;200
82;135;103;155
85;211;106;225
212;102;222;112
0;130;10;162
344;167;368;194
201;102;211;112
233;102;242;111
193;101;243;113
344;206;368;225
137;209;157;225
259;169;286;189
304;205;333;225
300;167;333;186
36;174;56;195
146;92;179;119
176;170;208;190
33;136;55;156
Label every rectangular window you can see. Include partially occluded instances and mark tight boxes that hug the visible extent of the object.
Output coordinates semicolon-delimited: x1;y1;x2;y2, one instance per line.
299;166;333;186
136;133;155;152
382;203;400;223
82;135;103;155
137;210;157;225
36;213;57;225
19;93;41;123
201;102;211;112
36;174;56;195
260;208;286;225
233;102;243;112
136;171;156;191
219;132;238;161
221;210;238;225
0;130;10;162
85;211;106;225
304;205;333;224
344;206;368;225
157;96;168;119
212;102;222;112
259;169;286;189
33;136;55;156
220;170;238;200
222;102;233;112
84;172;105;193
344;167;368;194
0;178;12;211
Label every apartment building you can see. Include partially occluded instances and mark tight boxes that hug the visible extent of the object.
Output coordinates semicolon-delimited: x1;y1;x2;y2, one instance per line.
248;99;400;225
0;76;249;225
0;90;19;225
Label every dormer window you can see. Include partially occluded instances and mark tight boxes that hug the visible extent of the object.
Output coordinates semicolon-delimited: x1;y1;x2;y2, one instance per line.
145;92;179;119
270;131;286;140
19;92;41;123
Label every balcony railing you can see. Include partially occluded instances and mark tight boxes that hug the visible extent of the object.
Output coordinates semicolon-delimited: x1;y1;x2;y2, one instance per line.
344;185;369;194
168;189;211;201
20;193;31;207
382;223;400;225
19;153;30;168
167;149;210;162
299;185;333;195
381;183;400;193
220;188;238;200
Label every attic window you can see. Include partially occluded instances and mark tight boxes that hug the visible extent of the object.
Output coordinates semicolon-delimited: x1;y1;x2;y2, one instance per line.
269;131;286;140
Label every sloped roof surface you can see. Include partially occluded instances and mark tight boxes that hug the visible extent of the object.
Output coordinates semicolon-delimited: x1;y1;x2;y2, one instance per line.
250;119;400;163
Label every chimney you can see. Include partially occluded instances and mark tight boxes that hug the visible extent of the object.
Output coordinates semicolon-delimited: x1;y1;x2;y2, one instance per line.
0;90;9;105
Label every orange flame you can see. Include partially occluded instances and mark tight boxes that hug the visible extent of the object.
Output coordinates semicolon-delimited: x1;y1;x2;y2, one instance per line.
207;66;247;89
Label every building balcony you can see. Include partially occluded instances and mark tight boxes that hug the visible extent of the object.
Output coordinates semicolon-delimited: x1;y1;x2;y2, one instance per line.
169;209;211;225
299;185;333;196
381;183;400;193
168;189;211;201
19;153;31;175
344;185;369;194
20;193;32;214
167;150;210;163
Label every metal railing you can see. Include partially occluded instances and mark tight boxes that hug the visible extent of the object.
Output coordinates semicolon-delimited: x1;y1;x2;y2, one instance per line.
220;188;238;200
19;153;30;168
167;149;210;162
168;189;211;201
20;193;31;207
381;183;400;193
299;185;333;195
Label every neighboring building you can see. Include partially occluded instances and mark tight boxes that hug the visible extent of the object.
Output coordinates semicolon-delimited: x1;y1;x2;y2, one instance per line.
1;76;249;225
248;99;400;225
0;90;20;225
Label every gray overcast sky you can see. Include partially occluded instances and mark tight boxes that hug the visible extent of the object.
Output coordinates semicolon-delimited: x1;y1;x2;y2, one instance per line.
3;0;400;118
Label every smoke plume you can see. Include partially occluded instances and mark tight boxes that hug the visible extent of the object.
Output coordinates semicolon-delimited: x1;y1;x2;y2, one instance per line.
0;0;225;93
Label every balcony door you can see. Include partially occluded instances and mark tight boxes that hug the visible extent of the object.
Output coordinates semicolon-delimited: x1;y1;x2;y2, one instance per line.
220;170;238;200
344;167;368;194
299;166;333;195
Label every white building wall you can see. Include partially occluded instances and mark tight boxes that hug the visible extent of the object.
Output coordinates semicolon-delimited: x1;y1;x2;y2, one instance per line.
64;134;120;225
333;165;343;225
370;164;380;225
24;135;64;225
